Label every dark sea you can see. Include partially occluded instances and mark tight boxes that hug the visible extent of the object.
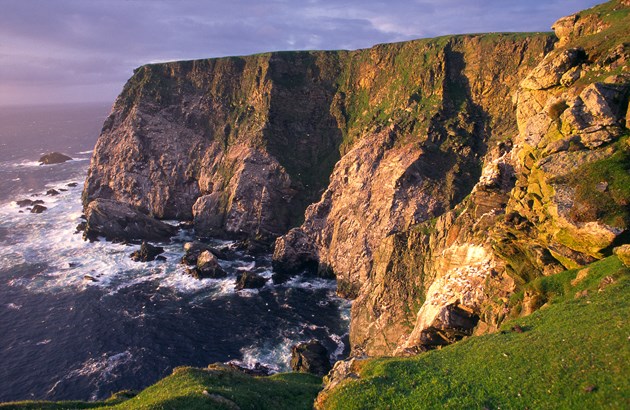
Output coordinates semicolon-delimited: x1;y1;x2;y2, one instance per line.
0;104;350;402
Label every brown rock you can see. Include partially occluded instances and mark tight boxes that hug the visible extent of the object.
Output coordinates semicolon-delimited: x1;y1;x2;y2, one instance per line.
190;250;226;279
272;228;318;277
30;204;47;214
613;245;630;267
83;199;177;242
520;48;586;90
235;271;267;290
39;152;72;165
290;340;331;376
130;241;165;262
16;199;44;208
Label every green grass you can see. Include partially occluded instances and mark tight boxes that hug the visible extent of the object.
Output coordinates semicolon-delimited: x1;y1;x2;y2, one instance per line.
1;367;322;410
567;136;630;229
321;256;630;409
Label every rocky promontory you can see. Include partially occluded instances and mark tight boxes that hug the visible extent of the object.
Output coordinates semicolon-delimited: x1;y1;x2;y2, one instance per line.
83;0;629;363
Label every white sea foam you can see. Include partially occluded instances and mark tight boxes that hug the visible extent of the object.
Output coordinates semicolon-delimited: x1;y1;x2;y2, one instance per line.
47;350;134;400
329;333;349;360
282;276;338;291
0;175;228;295
237;337;295;373
11;160;41;168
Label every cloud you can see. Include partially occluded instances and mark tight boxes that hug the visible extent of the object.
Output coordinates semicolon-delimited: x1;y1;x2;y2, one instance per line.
0;0;606;106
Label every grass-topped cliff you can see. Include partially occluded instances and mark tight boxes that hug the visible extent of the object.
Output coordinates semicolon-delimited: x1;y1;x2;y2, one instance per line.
318;255;630;409
21;0;630;408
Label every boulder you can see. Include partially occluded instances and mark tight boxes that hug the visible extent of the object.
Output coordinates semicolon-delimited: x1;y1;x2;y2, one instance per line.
290;340;331;376
188;250;226;279
613;245;630;267
39;152;72;165
520;48;586;90
30;204;47;214
130;241;165;262
83;199;177;242
181;241;229;265
46;189;60;196
235;271;267;290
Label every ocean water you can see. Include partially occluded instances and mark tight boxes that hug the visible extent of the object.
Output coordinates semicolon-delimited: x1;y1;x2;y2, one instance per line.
0;104;350;402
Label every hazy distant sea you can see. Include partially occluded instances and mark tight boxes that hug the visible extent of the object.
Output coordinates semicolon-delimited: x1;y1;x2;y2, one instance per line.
0;104;350;402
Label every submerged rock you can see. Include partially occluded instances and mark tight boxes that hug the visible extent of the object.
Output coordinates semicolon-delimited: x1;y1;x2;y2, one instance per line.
290;340;331;376
83;199;177;242
130;241;165;262
235;271;267;290
39;152;72;165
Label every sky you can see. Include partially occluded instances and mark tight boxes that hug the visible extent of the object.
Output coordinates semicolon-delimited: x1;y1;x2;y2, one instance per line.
0;0;606;107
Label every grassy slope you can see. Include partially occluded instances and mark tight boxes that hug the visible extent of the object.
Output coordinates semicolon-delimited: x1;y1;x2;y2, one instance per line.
322;256;630;409
0;369;322;410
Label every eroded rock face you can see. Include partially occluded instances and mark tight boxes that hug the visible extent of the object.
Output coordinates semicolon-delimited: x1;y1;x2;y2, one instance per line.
192;146;293;241
290;340;331;376
83;52;344;241
83;199;177;242
274;34;554;354
520;48;586;90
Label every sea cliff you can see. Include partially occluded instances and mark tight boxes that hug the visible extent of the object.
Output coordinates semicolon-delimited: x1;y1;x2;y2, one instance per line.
83;0;629;363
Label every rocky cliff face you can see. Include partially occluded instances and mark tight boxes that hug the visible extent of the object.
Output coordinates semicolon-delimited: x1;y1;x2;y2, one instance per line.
84;52;344;242
273;34;555;354
355;1;629;355
84;0;629;359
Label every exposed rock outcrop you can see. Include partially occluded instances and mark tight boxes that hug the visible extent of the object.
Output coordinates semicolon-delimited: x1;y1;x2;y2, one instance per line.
188;250;226;279
30;204;47;214
83;199;177;242
290;340;331;376
235;271;267;290
16;199;44;207
130;241;165;262
39;152;72;165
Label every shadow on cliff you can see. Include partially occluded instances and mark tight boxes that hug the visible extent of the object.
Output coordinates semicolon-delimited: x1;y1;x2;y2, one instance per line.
263;52;344;228
427;42;495;206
